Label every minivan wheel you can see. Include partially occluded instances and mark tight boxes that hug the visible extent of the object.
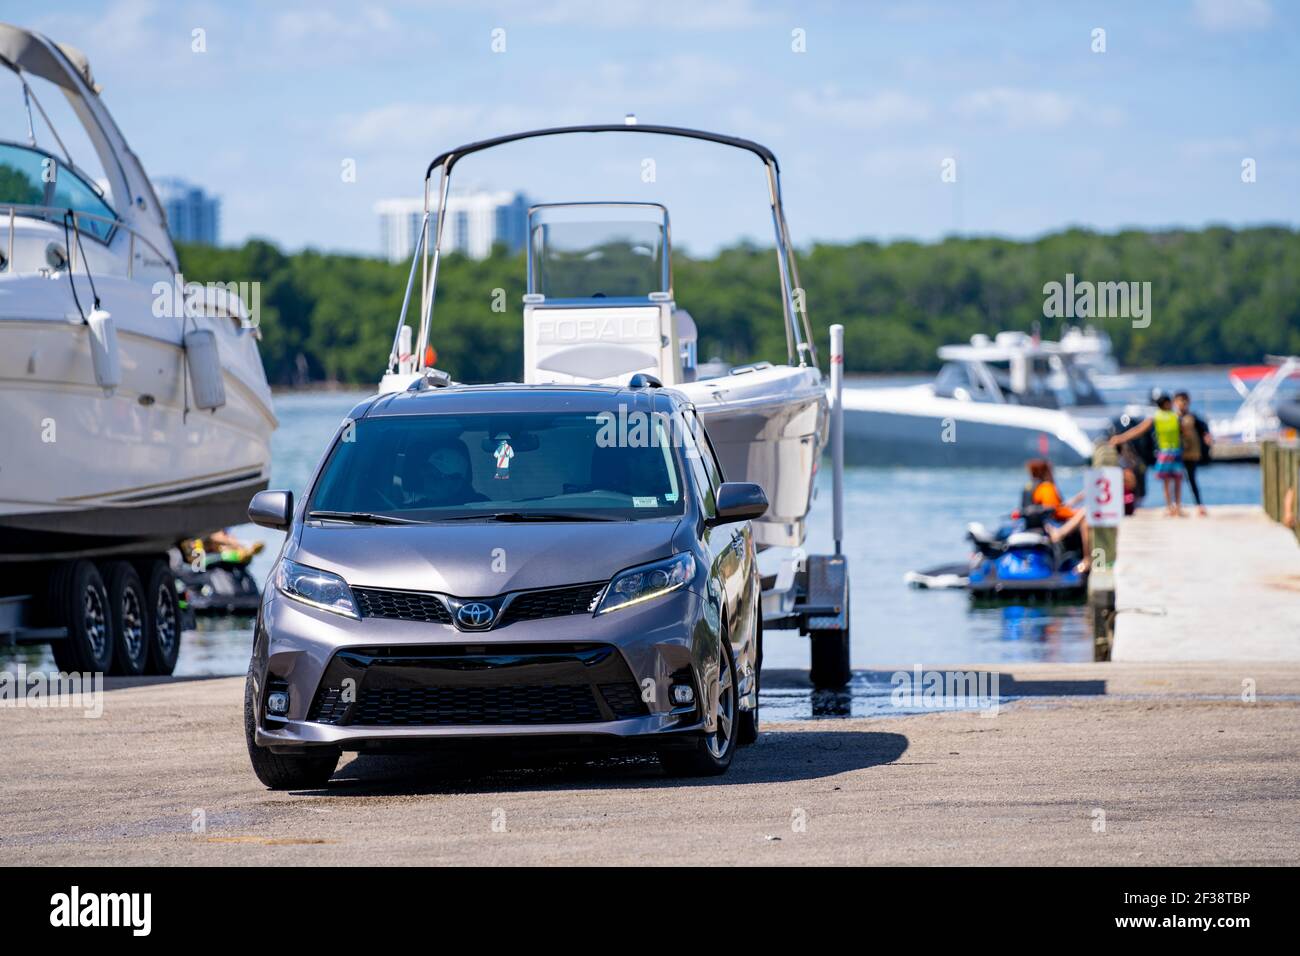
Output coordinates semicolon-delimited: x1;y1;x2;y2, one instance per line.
659;637;739;777
243;664;339;790
105;561;149;676
737;614;761;746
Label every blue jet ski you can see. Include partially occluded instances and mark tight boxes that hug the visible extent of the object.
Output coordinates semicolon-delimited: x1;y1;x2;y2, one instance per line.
906;505;1087;598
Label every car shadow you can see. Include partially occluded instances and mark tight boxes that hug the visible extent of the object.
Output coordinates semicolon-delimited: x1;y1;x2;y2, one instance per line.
299;730;909;797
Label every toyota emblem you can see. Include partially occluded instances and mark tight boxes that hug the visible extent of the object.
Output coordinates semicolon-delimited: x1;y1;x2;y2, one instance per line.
457;601;495;629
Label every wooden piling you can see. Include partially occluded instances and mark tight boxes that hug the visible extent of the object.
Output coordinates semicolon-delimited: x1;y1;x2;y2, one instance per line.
1261;439;1299;544
1087;443;1118;661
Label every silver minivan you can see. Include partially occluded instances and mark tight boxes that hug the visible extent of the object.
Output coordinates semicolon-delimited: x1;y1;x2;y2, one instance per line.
244;380;767;788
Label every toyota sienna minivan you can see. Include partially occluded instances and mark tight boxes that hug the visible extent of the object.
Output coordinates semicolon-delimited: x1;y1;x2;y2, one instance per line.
244;379;768;789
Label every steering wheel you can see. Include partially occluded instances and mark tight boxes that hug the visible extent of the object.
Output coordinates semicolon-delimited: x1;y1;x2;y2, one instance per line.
371;485;403;510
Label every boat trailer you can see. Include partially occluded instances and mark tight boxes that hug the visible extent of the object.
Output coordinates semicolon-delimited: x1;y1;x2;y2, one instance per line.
760;324;851;688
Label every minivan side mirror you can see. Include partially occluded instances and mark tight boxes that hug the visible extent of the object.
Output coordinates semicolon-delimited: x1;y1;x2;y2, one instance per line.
707;482;768;527
248;490;293;530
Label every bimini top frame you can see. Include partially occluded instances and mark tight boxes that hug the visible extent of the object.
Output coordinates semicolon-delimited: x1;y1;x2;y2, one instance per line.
387;123;818;376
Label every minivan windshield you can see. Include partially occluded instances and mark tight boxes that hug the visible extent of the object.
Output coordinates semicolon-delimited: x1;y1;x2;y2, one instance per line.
309;411;685;521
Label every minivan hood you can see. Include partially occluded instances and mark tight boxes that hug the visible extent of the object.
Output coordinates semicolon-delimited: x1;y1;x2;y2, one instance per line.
292;518;681;597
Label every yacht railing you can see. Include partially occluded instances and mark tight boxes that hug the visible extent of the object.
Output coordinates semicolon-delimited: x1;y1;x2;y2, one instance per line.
0;202;177;277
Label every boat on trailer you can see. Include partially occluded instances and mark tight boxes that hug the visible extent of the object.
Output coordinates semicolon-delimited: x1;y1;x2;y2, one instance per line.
0;22;275;675
0;23;275;562
378;122;853;687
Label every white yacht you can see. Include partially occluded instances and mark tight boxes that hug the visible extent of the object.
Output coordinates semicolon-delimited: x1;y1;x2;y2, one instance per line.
0;23;275;561
1057;324;1133;388
841;331;1115;466
1210;356;1300;461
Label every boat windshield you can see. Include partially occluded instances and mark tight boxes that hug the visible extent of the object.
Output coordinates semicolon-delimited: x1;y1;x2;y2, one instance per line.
309;411;686;521
0;142;117;241
939;353;1104;408
529;205;667;300
1049;354;1105;407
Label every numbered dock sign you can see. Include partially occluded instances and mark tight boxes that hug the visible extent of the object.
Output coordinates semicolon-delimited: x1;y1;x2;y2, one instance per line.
1085;466;1124;527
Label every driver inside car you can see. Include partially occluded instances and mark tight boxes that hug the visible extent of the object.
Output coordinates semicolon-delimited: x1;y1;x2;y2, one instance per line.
402;440;487;508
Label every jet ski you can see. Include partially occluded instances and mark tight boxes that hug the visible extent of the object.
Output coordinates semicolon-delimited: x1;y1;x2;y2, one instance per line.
175;536;264;616
906;506;1087;598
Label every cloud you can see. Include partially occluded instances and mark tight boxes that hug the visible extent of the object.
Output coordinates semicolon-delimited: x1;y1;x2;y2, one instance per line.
859;145;958;179
955;88;1073;127
523;0;768;29
1192;0;1273;31
580;54;743;110
953;87;1123;129
338;102;559;152
272;4;398;45
790;87;931;130
1179;136;1250;160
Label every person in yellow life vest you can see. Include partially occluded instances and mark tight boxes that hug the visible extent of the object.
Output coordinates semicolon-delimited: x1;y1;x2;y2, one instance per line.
1110;389;1184;516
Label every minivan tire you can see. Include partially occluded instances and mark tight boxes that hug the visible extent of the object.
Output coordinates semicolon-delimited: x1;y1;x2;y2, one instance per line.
244;664;339;790
660;636;739;777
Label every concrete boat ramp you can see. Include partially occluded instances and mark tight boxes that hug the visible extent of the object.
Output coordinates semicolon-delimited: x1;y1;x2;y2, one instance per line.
2;507;1297;865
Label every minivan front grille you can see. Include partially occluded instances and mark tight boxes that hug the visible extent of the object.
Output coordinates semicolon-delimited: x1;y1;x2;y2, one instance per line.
497;582;606;626
350;581;606;628
306;643;649;727
350;684;604;726
352;587;452;624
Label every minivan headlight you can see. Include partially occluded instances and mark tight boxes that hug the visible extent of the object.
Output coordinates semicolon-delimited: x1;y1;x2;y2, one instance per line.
275;559;359;619
596;553;695;614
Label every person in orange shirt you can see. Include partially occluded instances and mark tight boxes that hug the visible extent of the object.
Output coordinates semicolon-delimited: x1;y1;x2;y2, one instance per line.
1026;458;1090;573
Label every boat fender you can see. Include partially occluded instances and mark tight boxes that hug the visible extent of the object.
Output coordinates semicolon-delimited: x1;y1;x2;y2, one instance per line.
184;329;227;410
87;308;120;395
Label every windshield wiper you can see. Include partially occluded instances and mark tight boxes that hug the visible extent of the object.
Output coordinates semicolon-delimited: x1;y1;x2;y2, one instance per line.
441;512;621;523
307;510;422;525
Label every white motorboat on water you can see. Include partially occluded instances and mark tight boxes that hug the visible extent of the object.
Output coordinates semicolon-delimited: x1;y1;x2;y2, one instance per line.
1210;356;1300;461
1057;324;1133;388
841;331;1117;466
0;23;275;562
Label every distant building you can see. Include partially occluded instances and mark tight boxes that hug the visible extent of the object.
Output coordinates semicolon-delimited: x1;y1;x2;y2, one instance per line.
376;189;529;263
153;177;220;245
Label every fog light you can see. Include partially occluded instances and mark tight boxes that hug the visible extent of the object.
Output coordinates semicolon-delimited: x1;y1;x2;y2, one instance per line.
670;684;695;706
267;691;290;715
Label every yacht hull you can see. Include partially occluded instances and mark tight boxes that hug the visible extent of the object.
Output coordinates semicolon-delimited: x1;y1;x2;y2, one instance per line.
0;279;275;562
842;387;1098;467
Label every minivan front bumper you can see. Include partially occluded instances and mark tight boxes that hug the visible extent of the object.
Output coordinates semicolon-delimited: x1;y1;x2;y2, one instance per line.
251;585;718;753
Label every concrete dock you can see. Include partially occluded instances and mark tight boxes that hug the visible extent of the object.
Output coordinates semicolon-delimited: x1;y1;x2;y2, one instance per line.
2;662;1297;865
1113;506;1300;661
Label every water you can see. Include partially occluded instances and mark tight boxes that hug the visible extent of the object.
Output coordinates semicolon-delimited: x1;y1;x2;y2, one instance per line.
3;369;1260;678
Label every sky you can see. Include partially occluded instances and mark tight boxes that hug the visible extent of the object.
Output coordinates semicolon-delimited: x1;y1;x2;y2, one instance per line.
10;0;1300;256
